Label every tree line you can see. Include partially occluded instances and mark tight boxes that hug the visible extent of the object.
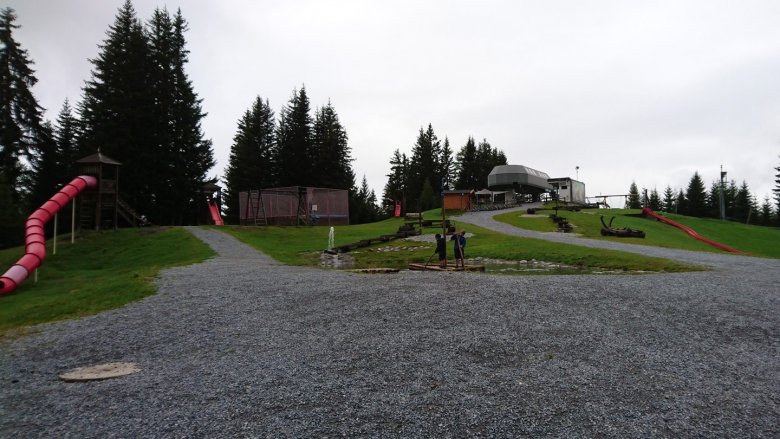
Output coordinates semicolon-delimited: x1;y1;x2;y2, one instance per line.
222;88;380;224
627;160;780;227
381;124;507;215
1;1;215;248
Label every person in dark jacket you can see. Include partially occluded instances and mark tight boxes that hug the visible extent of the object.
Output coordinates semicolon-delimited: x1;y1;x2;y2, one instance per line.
451;230;466;268
435;233;447;268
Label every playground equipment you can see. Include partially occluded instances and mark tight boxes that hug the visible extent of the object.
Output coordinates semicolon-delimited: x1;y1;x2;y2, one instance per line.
239;186;349;226
0;175;97;295
641;208;742;254
207;201;223;225
600;216;645;238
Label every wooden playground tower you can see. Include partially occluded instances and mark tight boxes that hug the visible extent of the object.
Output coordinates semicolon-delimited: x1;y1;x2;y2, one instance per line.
75;152;147;230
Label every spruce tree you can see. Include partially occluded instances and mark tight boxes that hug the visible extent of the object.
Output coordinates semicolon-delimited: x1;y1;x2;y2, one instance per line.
676;189;686;214
627;182;641;209
649;188;661;211
0;8;44;203
439;137;455;189
28;121;59;209
381;149;407;215
350;175;379;224
685;171;707;217
223;97;276;223
149;8;214;224
774;156;780;225
662;186;675;212
759;197;773;226
0;172;25;248
79;0;156;216
54;99;79;180
276;87;313;187
733;181;757;223
708;180;722;218
724;180;738;219
408;124;441;209
455;136;479;189
312;101;354;189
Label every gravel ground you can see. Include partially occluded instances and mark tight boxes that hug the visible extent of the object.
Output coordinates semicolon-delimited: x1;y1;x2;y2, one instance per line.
1;218;778;437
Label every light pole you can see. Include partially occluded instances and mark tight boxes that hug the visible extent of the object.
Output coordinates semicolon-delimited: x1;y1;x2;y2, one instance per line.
719;165;726;220
575;166;579;180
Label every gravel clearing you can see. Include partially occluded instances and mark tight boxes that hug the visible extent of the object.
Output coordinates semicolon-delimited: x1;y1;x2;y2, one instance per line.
1;219;779;437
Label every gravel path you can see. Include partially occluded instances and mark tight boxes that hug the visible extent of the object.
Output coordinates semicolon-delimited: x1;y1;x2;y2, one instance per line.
1;224;778;437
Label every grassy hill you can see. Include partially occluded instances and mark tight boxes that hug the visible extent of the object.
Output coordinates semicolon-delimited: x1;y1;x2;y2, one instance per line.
494;208;780;258
0;227;214;336
220;210;698;273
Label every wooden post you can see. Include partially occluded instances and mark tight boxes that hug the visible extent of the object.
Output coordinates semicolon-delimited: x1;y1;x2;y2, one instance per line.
71;197;76;244
53;213;58;255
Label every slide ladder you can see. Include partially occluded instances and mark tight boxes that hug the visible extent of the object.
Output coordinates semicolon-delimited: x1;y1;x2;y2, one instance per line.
1;175;98;295
641;208;743;254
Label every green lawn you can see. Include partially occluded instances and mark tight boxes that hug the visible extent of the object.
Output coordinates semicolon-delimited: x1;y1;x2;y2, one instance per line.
221;211;698;273
0;227;214;336
495;208;780;258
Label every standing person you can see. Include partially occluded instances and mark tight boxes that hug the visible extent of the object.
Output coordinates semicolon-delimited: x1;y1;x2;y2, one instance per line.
451;230;466;268
435;233;447;268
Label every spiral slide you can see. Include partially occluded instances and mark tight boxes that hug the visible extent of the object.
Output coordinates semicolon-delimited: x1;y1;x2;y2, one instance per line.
641;208;743;254
0;175;97;295
208;201;223;225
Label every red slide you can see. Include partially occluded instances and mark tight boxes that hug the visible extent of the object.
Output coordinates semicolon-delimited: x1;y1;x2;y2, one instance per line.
208;201;223;226
641;208;743;254
0;175;98;295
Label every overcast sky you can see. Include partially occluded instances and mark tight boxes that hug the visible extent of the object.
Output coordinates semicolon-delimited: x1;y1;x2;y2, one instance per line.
9;0;780;205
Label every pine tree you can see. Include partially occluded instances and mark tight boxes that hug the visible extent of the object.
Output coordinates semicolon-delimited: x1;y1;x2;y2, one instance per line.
223;97;276;223
676;189;686;214
381;149;407;215
627;182;641;209
54;99;79;180
0;8;44;204
408;124;441;209
685;171;707;217
28;121;59;209
649;188;661;211
439;137;455;189
418;179;436;211
149;8;214;224
79;0;156;216
733;181;757;224
312;101;354;189
724;179;738;219
0;171;25;248
350;175;379;224
759;197;773;226
455;136;479;189
708;180;722;218
276;86;313;187
774;156;780;225
662;186;675;212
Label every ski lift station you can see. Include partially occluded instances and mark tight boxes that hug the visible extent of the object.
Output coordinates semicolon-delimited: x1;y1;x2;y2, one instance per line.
486;164;586;204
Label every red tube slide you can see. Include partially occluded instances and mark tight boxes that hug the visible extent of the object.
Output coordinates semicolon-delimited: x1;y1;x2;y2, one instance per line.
0;175;97;295
641;208;743;254
208;201;223;225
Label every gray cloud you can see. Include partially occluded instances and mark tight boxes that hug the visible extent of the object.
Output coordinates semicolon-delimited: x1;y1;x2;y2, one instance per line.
10;0;780;204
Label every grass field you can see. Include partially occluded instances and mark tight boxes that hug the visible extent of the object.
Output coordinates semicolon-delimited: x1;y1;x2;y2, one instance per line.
495;208;780;258
220;211;697;273
0;227;214;336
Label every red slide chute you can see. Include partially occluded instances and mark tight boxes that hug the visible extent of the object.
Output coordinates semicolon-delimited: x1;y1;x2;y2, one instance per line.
0;175;97;295
208;201;223;225
641;208;743;254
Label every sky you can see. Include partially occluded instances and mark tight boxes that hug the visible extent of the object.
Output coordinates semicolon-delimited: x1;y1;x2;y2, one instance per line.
9;0;780;205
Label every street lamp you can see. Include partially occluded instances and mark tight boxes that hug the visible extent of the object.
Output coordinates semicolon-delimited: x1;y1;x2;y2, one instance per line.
719;165;727;220
575;166;580;180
